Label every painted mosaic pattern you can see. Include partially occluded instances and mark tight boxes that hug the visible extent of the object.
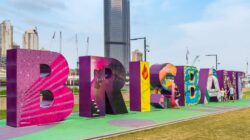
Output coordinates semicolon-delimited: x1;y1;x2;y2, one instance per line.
184;66;201;106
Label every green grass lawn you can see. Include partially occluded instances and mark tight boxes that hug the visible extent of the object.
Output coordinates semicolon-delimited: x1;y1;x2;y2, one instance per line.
0;110;5;120
243;91;250;99
71;87;79;95
105;108;250;140
73;104;79;112
104;91;250;140
1;98;250;139
0;90;6;96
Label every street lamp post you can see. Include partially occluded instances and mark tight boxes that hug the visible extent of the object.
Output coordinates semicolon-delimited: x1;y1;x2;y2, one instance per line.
205;54;218;70
130;37;149;61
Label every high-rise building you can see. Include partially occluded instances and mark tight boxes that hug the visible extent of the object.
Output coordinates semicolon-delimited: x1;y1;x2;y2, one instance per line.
13;42;20;49
0;20;13;58
23;28;39;50
104;0;130;71
132;49;143;61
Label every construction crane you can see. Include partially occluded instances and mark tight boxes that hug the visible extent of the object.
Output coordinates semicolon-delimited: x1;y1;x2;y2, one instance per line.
59;31;62;53
40;32;56;49
86;37;89;56
192;55;200;66
50;32;56;48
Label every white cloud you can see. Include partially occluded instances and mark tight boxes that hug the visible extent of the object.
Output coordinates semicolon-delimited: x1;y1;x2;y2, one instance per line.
2;0;249;71
8;0;66;12
167;0;250;71
1;0;104;68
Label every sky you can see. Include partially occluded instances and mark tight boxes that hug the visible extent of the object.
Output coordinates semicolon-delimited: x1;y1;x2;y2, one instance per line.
0;0;250;72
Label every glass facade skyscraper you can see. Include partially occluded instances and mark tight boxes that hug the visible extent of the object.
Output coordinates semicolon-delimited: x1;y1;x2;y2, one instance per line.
104;0;130;72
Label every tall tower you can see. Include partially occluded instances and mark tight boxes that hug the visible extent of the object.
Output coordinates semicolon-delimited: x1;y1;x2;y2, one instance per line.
104;0;130;71
0;20;13;58
23;28;39;50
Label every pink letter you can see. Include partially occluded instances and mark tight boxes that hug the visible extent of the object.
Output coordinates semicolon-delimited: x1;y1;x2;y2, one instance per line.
7;49;74;127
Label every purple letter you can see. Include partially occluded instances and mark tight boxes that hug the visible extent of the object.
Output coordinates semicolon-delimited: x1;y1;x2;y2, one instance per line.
79;56;127;117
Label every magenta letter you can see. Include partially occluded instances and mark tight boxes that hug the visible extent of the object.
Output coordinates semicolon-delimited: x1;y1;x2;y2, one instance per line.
7;49;74;127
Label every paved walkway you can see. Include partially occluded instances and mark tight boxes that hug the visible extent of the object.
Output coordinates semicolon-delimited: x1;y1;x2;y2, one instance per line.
0;100;250;140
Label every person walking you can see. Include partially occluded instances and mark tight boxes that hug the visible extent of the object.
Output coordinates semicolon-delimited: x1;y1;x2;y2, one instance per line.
220;88;226;102
224;88;229;102
229;86;235;101
174;86;181;109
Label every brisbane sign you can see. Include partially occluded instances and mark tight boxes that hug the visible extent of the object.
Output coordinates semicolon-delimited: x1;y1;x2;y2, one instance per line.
6;49;244;127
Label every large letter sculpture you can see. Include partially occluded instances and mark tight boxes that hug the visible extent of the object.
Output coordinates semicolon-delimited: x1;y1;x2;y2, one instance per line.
228;71;238;100
199;69;220;103
236;72;244;99
7;49;74;127
217;70;232;99
79;56;128;117
175;66;201;106
130;62;150;112
150;63;177;108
